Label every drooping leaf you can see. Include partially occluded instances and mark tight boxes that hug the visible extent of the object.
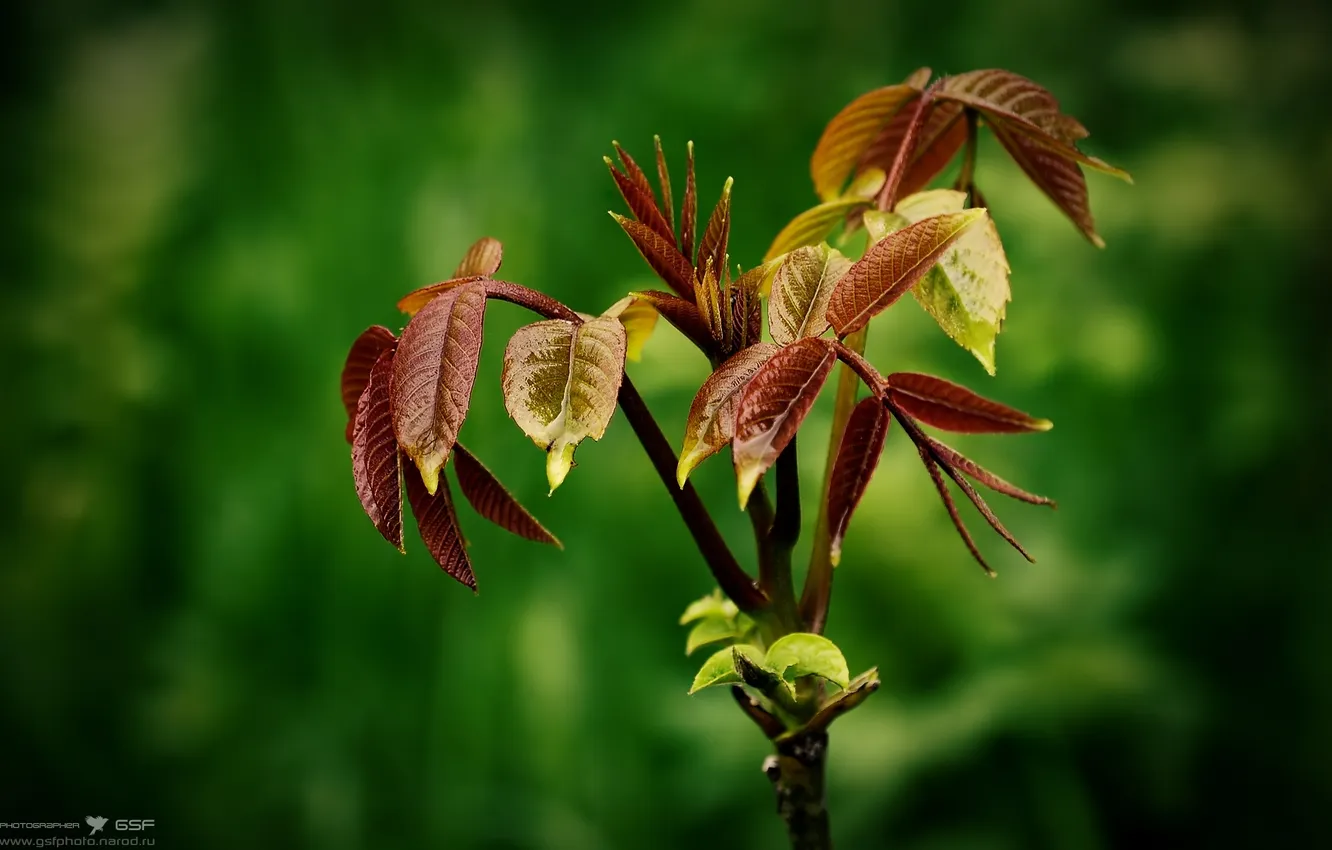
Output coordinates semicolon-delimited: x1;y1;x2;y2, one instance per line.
913;437;993;576
501;316;627;493
685;616;745;656
688;644;764;694
607;151;674;244
631;290;714;353
887;372;1052;433
341;325;397;442
732;338;837;508
679;589;738;625
768;243;853;345
601;296;659;361
405;455;475;589
857;100;967;199
810;82;924;201
765;633;851;689
894;190;1011;374
827;210;986;335
453;443;560;547
654;135;675;236
682;141;697;263
352;349;404;551
396;275;487;317
391;281;487;495
764;198;867;262
827;397;890;566
989;120;1105;247
936;456;1035;563
677;343;779;487
611;213;695;298
697;177;732;278
921;432;1055;506
452;237;504;278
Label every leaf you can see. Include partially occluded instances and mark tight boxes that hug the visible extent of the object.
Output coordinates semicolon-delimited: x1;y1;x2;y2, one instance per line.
768;243;853;345
679;589;738;625
611;213;695;299
452;237;504;278
396;275;487;317
827;397;890;566
862;209;910;242
685;617;744;656
601;296;659;361
811;83;923;201
453;443;560;546
688;644;763;694
913;436;993;576
732;338;837;508
894;190;1011;374
682;141;697;263
607;150;674;245
697;177;732;278
921;432;1055;507
405;455;475;589
827;210;986;335
806;667;881;733
765;633;850;689
857;100;967;199
989;120;1105;247
764;198;866;262
887;372;1052;433
654;136;675;236
694;257;724;343
352;349;404;551
391;281;487;495
341;325;397;442
501;316;627;493
677;343;779;487
631;290;714;353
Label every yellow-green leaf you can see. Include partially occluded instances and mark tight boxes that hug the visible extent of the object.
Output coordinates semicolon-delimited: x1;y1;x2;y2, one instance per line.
501;317;627;493
601;296;659;361
768;244;853;345
765;633;850;689
688;644;764;695
685;617;743;656
679;590;737;625
764;198;867;262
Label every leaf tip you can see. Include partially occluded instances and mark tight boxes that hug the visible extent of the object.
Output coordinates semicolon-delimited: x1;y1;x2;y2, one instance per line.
546;442;575;494
735;464;762;510
1033;417;1054;432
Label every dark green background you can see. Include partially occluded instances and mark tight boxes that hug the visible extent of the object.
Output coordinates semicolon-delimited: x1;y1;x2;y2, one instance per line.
3;1;1329;847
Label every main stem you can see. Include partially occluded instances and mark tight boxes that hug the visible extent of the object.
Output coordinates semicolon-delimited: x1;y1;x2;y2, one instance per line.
765;730;831;850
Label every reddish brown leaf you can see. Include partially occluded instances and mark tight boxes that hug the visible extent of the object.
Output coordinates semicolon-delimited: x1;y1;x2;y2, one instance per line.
728;268;763;352
607;155;674;245
677;342;779;486
352;349;404;551
396;275;487;316
697;178;732;280
914;438;993;576
342;325;397;442
887;372;1052;434
732;338;837;507
631;290;715;352
857;100;966;199
827;397;891;565
810;83;924;201
452;237;504;278
827;210;984;335
611;213;695;299
694;257;724;343
405;457;475;590
453;444;560;547
922;433;1055;507
613;141;661;207
654;135;675;236
990;120;1103;247
391;280;487;496
682;141;697;263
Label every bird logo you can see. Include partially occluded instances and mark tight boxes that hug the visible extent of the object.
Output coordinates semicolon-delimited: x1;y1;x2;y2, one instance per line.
85;816;107;835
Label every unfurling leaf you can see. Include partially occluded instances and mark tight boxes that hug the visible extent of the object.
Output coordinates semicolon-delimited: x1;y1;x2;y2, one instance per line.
396;275;487;317
694;258;724;343
682;141;698;264
828;210;986;335
887;372;1052;433
342;325;397;442
857;100;966;199
827;397;890;566
405;456;475;589
765;633;851;689
894;190;1011;374
611;213;695;298
685;617;745;656
768;243;853;345
630;290;714;353
811;81;924;201
601;296;659;361
453;443;560;547
391;281;487;495
677;343;779;487
654;135;675;235
733;338;837;508
764;198;866;262
352;349;404;551
453;237;504;278
688;644;764;694
697;177;732;278
607;149;674;244
501;316;627;493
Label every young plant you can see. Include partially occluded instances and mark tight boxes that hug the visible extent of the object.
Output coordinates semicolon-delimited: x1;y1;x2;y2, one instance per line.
341;66;1127;849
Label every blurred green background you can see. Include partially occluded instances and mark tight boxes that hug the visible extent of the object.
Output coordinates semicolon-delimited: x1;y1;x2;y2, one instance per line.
3;0;1330;847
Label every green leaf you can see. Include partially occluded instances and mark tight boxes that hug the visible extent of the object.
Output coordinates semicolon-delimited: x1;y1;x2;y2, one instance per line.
688;644;763;695
678;590;737;625
768;243;853;345
765;633;851;689
685;617;743;656
862;210;909;242
501;316;627;493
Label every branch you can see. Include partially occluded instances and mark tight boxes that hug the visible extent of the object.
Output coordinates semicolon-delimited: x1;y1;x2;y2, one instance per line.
764;729;832;850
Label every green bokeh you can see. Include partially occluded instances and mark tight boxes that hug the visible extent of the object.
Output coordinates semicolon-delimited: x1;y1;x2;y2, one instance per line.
3;1;1329;847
